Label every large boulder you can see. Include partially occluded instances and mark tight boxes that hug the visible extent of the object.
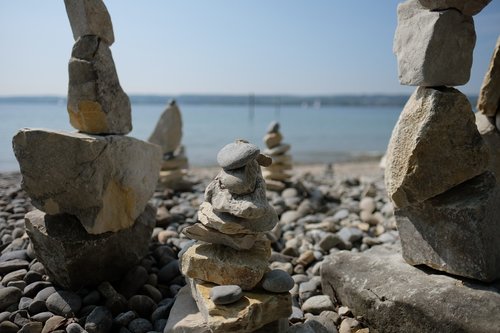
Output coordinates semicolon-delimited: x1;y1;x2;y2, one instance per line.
396;172;500;282
321;244;500;333
385;87;488;208
394;0;476;86
477;36;500;117
13;128;161;234
148;100;183;155
25;206;156;290
64;0;114;45
476;112;500;183
417;0;491;16
68;35;131;135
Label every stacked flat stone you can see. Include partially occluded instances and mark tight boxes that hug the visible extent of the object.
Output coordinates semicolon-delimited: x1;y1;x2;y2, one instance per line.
148;100;193;190
262;121;293;191
387;0;498;282
165;140;292;333
11;0;161;289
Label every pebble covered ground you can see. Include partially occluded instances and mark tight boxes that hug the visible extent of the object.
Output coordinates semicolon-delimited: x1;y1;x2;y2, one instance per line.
0;161;399;333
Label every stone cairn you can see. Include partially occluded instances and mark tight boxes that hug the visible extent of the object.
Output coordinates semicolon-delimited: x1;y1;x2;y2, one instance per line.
165;140;293;333
387;0;499;282
11;0;161;289
262;121;293;191
148;100;193;190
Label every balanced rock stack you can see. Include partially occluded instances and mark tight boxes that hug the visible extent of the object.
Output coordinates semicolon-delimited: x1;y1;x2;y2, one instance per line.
166;140;293;333
387;0;499;281
262;121;293;191
11;0;161;289
149;100;193;190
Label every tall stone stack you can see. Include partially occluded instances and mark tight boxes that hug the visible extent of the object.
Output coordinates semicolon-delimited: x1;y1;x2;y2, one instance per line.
148;100;193;190
387;0;500;282
11;0;161;289
262;121;293;191
165;140;293;333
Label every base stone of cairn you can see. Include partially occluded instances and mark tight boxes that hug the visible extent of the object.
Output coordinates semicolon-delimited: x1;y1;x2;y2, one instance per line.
262;121;293;191
149;100;193;190
166;140;293;332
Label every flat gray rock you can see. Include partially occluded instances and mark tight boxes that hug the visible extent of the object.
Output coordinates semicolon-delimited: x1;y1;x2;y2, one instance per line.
301;295;334;315
264;143;291;156
394;0;476;86
418;0;491;16
64;0;114;45
261;269;294;293
216;160;260;195
477;36;500;117
68;35;131;134
216;140;260;170
209;285;243;305
164;286;210;333
148;100;183;155
46;291;82;316
321;244;500;333
182;222;260;250
13;129;161;234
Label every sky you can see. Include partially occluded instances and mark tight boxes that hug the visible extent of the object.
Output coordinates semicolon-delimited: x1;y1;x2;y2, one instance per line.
0;1;499;96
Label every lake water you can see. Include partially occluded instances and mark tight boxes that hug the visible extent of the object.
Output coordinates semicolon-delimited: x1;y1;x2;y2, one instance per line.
0;102;402;172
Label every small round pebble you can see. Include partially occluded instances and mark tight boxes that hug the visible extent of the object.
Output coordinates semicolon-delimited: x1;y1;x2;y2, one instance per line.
216;140;260;170
209;285;243;305
261;269;294;293
46;291;82;316
66;322;87;333
128;318;153;333
301;295;334;315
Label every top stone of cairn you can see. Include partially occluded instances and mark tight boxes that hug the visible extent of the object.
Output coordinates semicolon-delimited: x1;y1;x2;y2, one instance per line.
417;0;491;16
64;0;114;46
217;140;260;170
148;100;183;156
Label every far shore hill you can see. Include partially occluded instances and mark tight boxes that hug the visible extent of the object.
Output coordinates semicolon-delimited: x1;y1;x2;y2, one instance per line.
0;94;480;107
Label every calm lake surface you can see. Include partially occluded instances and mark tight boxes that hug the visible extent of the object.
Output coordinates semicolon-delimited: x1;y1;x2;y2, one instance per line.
0;102;402;172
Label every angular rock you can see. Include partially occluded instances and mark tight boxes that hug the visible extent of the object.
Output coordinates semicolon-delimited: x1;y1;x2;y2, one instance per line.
181;241;271;290
24;205;155;290
148;100;183;155
321;244;500;333
476;113;500;181
182;223;261;250
396;172;500;281
216;160;260;195
418;0;491;16
394;0;476;86
164;286;210;333
255;154;272;167
209;285;243;305
385;87;488;208
189;279;292;333
64;0;114;45
216;140;260;170
477;36;500;117
68;36;131;134
13;129;161;234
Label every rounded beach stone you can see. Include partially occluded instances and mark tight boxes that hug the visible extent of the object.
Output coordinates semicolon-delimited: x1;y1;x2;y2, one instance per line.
0;287;22;311
209;285;243;305
261;269;295;293
128;318;153;333
216;140;260;170
85;306;112;333
46;291;82;316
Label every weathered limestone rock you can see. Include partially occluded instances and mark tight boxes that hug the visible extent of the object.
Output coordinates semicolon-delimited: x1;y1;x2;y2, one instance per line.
217;140;260;170
164;286;210;333
148;100;183;155
64;0;114;45
189;279;292;333
263;143;291;156
394;0;476;86
476;112;500;183
182;223;262;250
181;241;271;290
68;35;131;134
13;128;161;234
216;160;260;195
418;0;491;16
477;36;500;117
385;87;488;208
25;206;156;290
396;172;500;281
321;244;500;333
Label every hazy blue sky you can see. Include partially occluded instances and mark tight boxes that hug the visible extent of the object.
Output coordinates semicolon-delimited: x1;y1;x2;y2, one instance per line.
1;1;499;96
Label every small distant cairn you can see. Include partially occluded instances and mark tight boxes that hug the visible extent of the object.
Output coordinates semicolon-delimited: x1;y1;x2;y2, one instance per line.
387;0;499;281
262;121;293;191
148;100;193;190
11;0;161;289
165;140;293;332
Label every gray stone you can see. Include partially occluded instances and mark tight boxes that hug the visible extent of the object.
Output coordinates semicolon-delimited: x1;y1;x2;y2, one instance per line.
128;318;153;333
418;0;491;16
0;287;22;311
477;36;500;117
476;112;500;183
158;260;180;284
19;322;43;333
337;227;363;244
264;132;283;149
267;121;280;133
114;311;136;327
119;266;149;299
64;0;114;45
394;0;476;86
209;285;243;305
0;321;19;333
32;285;56;300
301;295;334;315
128;295;157;318
67;35;131;134
163;286;210;333
321;245;500;333
305;311;340;333
216;140;260;170
0;259;29;275
148;100;183;155
85;306;112;333
46;291;82;316
287;320;330;333
13;129;161;234
25;206;155;290
396;172;500;281
66;323;87;333
385;87;488;208
261;269;294;293
182;223;260;250
216;160;260;195
264;143;291;156
30;311;54;323
318;234;342;252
